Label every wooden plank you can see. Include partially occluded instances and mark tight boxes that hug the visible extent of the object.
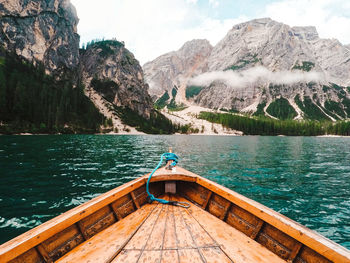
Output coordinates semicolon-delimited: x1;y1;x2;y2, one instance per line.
49;235;85;261
206;193;231;220
130;191;140;209
161;250;179;263
200;247;232;263
84;212;116;238
76;222;88;240
178;248;204;263
111;250;141;263
8;247;44;263
226;210;259;237
110;194;136;219
179;183;206;207
133;186;148;207
163;205;178;249
250;220;264;240
288;242;302;262
296;246;332;263
195;175;350;263
124;203;163;250
178;201;215;247
78;206;111;232
220;201;231;220
138;250;162;263
0;176;146;263
110;204;123;220
173;204;196;249
181;196;286;263
262;223;300;251
202;191;212;210
55;203;156;263
150;174;196;183
231;203;261;227
39;224;85;260
255;232;291;260
145;202;169;250
36;244;52;263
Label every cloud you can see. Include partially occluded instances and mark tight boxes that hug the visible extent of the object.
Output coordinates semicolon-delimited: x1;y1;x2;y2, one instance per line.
70;0;350;66
262;0;350;44
209;0;219;8
70;0;246;64
189;66;325;88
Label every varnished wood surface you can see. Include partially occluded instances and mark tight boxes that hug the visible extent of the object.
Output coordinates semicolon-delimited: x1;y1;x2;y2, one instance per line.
1;165;350;263
56;194;286;263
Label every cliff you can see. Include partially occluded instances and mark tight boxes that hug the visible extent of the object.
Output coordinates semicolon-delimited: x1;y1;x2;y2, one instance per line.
143;39;212;103
80;40;153;120
0;0;175;134
0;0;80;74
144;18;350;121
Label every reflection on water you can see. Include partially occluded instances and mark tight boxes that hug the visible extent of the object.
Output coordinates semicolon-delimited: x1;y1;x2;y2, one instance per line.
0;135;349;248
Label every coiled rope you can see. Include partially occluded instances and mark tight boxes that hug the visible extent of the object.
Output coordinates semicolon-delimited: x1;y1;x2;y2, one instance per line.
146;152;190;208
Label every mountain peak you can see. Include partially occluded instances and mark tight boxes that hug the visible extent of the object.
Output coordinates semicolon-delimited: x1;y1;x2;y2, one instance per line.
180;39;211;49
292;26;319;41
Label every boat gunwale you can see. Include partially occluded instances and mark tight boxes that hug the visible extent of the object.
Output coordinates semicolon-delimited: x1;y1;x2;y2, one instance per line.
0;171;198;262
0;167;349;263
195;175;350;263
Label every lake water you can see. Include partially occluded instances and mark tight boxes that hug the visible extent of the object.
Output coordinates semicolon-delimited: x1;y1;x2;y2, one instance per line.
0;135;349;249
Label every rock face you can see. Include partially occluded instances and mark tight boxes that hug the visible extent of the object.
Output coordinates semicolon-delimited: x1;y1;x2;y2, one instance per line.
207;18;350;85
0;0;80;73
143;39;212;101
0;0;157;125
81;40;153;119
144;18;350;120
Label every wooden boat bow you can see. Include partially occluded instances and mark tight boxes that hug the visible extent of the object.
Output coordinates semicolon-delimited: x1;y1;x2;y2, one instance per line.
0;165;349;262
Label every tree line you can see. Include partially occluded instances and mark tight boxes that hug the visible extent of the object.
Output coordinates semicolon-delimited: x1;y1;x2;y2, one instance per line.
0;50;104;134
0;49;188;135
199;112;350;136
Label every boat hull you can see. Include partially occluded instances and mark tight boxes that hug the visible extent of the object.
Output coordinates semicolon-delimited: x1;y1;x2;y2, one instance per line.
0;166;349;263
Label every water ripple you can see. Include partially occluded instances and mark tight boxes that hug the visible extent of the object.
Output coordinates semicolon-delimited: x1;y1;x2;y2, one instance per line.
0;135;349;248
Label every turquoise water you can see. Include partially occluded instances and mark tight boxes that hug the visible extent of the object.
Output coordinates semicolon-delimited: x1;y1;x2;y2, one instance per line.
0;135;349;249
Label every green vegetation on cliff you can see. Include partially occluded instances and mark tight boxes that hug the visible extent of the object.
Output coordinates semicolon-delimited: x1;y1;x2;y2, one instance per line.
81;39;124;57
324;100;346;119
294;95;330;121
154;91;170;109
225;54;261;71
185;86;203;99
253;101;266;117
266;98;297;120
114;106;176;134
292;61;315;72
0;50;104;134
199;111;350;136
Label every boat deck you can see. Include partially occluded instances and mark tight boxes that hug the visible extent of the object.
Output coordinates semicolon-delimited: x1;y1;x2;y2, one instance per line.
56;195;285;263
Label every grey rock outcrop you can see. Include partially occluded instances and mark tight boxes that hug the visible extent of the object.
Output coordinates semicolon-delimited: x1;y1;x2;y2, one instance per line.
0;0;80;73
81;41;153;119
144;18;350;120
143;39;212;100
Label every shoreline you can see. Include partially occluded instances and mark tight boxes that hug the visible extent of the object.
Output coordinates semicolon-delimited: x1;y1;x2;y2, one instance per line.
1;132;349;137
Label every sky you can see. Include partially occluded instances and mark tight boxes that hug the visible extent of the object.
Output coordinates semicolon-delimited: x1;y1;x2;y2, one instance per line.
70;0;350;65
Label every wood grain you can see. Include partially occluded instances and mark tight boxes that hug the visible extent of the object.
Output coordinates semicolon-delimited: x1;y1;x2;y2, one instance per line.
55;203;156;263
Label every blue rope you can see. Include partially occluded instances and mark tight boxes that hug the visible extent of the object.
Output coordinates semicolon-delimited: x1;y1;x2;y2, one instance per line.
146;152;178;204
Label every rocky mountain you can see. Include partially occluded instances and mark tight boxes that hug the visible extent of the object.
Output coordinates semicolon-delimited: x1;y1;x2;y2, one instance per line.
0;0;169;134
143;39;212;102
0;0;80;74
80;40;153;120
144;18;350;121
